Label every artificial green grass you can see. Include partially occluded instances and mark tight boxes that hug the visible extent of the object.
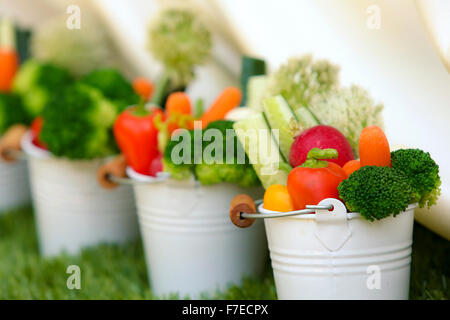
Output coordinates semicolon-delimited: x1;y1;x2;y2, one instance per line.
0;207;448;300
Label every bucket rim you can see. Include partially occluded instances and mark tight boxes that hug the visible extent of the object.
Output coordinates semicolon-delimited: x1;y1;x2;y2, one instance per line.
21;131;51;159
126;166;171;184
21;131;121;164
258;202;417;220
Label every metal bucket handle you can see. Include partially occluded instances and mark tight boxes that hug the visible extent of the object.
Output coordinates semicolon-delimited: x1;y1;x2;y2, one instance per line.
231;196;352;252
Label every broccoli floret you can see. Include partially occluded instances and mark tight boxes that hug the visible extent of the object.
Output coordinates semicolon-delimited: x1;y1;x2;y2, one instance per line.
80;69;139;112
391;149;441;208
265;55;340;110
163;130;195;180
40;83;119;159
12;60;73;118
338;166;413;221
163;120;261;186
0;93;29;134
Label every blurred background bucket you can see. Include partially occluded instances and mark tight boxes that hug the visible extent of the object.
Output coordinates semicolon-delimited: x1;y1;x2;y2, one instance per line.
0;157;30;213
128;167;268;298
21;132;139;257
260;198;415;300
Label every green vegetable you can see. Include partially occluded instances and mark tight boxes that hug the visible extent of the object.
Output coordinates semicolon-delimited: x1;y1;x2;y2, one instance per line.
391;149;441;208
262;95;298;160
338;166;413;221
241;56;266;105
247;75;268;111
309;85;384;155
163;120;260;187
233;113;290;188
265;55;339;110
40;83;120;159
0;93;29;134
148;8;212;91
12;60;73;118
80;69;139;112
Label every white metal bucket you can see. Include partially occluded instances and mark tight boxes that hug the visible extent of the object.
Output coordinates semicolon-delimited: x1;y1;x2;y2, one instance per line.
260;198;415;300
21;132;139;257
0;156;30;214
128;168;268;298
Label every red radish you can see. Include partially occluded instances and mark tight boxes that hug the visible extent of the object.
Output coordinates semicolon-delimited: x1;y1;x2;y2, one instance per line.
149;153;163;177
289;125;354;167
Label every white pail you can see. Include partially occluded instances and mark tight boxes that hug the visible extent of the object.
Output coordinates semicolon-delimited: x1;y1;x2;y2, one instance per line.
0;156;30;213
128;167;268;298
260;198;415;300
22;132;139;256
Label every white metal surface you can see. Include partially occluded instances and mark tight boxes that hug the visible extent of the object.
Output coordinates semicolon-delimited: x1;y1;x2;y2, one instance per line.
128;167;268;298
261;198;416;300
0;157;30;213
22;133;138;257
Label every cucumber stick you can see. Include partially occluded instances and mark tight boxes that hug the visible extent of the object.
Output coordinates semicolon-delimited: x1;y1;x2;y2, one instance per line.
295;106;320;128
247;75;268;111
233;113;289;188
263;95;298;160
241;56;266;105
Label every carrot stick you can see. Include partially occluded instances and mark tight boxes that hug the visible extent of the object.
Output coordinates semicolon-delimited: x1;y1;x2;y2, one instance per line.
165;92;191;116
359;126;391;167
343;159;361;177
0;18;19;92
200;87;242;128
132;77;154;101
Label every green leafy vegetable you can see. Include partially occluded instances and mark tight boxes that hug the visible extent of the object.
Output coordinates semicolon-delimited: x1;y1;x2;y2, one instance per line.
338;166;413;221
80;69;139;112
0;93;29;134
40;83;121;159
163;120;260;187
12;60;73;118
391;149;441;208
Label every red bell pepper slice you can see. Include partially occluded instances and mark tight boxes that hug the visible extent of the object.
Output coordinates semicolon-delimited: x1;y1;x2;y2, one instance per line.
113;106;163;176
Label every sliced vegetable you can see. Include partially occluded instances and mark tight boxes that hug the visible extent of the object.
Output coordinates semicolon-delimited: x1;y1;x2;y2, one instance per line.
343;159;361;178
30;116;47;150
247;75;268;111
234;113;290;188
359;125;391;167
0;18;19;92
200;87;242;128
241;56;266;105
114;106;163;176
133;77;154;101
263;95;298;160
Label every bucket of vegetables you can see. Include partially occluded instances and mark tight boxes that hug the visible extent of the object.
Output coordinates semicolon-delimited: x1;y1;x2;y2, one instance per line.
16;65;140;256
0;19;32;212
101;87;268;298
230;123;441;299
